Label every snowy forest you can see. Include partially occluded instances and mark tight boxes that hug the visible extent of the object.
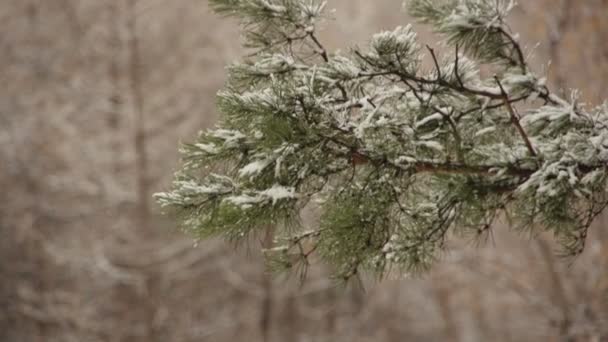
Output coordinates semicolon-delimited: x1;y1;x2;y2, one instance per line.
2;0;608;341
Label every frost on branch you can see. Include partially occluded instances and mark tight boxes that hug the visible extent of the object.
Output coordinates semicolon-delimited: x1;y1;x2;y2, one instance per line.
156;0;608;280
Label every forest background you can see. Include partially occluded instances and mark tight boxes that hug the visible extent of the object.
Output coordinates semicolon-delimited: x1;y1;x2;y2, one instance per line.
1;0;608;341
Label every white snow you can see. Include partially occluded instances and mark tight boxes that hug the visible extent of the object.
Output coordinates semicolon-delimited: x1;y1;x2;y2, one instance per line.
225;194;264;207
415;113;444;128
474;126;496;137
177;180;228;195
395;155;417;164
194;143;219;155
239;159;271;177
415;140;444;152
224;185;297;208
260;184;297;204
210;129;246;148
259;0;286;14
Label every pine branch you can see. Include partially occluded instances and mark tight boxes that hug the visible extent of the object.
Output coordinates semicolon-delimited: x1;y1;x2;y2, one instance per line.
157;0;608;279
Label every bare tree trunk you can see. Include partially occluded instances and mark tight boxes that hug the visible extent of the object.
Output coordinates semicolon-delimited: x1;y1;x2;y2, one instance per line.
500;306;513;342
587;4;608;334
543;2;608;339
108;1;123;174
324;287;337;341
433;283;460;342
280;292;298;342
536;238;572;341
260;228;274;342
547;0;573;95
126;0;149;232
387;286;404;342
14;4;49;339
59;0;82;42
124;2;160;342
470;290;490;342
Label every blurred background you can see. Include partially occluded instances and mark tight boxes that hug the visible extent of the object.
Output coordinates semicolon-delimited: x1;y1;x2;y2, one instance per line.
1;0;607;341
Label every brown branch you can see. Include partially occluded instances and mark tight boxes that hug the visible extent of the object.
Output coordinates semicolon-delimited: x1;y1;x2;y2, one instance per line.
426;45;442;80
497;27;527;74
353;49;505;100
494;77;538;158
307;31;350;101
453;44;465;87
307;32;328;62
400;48;465;162
319;132;536;178
442;114;465;162
410;161;532;177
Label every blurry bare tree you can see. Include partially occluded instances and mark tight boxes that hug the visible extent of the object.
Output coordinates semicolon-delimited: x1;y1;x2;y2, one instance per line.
1;0;606;341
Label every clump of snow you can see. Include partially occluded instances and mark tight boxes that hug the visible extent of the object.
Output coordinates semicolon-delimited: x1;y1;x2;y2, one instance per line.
194;143;219;155
415;113;444;128
176;180;229;195
395;155;417;164
474;126;496;137
260;184;297;204
224;184;298;209
258;0;287;14
239;159;271;178
415;140;444;152
209;129;246;148
371;24;420;66
225;194;265;209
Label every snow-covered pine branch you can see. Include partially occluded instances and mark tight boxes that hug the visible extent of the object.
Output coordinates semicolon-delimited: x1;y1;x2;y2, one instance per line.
155;0;608;280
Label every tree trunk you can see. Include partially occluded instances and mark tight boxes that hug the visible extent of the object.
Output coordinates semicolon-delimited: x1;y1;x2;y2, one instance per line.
536;238;572;341
433;283;460;342
126;0;149;232
260;228;275;342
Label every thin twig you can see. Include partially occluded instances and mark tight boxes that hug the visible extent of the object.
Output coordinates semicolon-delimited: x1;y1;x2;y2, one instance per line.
308;32;329;62
427;45;442;80
454;44;465;87
494;77;538;158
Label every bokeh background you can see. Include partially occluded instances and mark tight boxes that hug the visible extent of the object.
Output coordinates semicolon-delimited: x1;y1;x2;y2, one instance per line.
1;1;608;341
